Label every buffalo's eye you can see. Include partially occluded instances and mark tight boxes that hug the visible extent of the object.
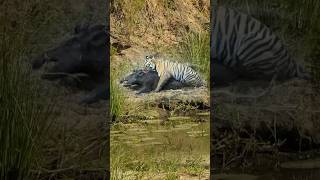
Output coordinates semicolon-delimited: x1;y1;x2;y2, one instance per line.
138;71;145;76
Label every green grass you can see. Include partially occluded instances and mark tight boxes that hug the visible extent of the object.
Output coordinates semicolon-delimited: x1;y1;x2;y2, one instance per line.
0;2;55;179
178;31;210;85
0;56;53;180
110;55;131;121
111;76;126;121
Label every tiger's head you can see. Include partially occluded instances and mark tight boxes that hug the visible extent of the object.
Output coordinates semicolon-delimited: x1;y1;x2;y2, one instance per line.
144;54;158;71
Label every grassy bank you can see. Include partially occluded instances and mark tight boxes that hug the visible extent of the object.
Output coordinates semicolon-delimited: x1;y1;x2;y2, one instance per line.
110;0;210;121
110;1;210;178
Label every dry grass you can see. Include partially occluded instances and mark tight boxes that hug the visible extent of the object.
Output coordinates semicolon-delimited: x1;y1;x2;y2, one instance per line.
110;0;211;119
110;0;210;49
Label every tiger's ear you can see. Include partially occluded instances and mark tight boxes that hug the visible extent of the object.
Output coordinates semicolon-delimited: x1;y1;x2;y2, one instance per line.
152;59;158;66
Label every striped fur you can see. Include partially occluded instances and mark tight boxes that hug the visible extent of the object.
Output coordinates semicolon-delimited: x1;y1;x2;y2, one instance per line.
144;55;204;92
212;6;310;80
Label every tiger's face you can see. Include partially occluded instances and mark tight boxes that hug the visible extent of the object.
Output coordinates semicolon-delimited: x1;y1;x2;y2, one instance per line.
144;55;157;71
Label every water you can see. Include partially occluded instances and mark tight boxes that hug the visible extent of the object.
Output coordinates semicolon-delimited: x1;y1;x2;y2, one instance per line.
111;114;210;179
111;116;209;148
111;114;320;179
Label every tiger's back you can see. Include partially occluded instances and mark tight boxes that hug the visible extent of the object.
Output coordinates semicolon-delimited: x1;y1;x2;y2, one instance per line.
145;55;205;92
212;6;310;80
156;59;204;86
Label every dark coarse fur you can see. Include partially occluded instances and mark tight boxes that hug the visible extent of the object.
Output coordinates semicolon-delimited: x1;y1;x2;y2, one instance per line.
120;69;185;94
32;24;108;104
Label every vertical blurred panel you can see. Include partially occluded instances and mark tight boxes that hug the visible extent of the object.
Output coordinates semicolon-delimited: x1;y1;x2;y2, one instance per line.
0;0;110;179
110;0;210;179
211;0;320;179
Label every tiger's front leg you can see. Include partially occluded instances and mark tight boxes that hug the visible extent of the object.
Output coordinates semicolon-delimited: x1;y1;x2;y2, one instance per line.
155;72;171;92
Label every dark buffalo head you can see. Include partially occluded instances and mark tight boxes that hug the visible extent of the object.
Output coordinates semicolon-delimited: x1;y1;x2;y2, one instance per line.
120;69;185;93
32;24;108;83
120;69;154;90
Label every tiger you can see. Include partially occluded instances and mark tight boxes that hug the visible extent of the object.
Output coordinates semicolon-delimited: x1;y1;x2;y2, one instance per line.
144;54;205;92
211;6;310;81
